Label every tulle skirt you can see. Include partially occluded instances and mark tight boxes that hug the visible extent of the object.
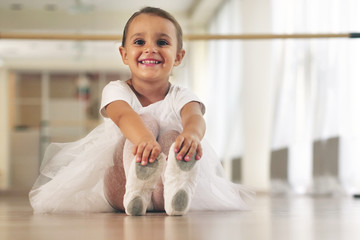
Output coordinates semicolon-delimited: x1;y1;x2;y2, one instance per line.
29;119;254;213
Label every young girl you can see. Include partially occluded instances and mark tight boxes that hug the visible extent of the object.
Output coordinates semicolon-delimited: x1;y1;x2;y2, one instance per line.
29;7;252;216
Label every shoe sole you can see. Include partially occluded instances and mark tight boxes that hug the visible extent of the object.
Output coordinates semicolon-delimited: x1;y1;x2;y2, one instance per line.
171;189;189;213
127;196;144;216
175;152;196;171
135;159;159;180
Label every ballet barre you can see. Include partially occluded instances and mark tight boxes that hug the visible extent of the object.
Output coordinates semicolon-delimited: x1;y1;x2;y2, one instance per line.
0;32;359;41
187;33;360;40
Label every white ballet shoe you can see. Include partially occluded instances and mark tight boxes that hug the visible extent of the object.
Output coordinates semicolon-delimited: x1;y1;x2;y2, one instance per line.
164;143;199;216
123;153;166;216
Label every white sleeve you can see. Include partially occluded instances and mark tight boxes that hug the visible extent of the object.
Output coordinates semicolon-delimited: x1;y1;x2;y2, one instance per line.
99;80;133;118
172;85;206;117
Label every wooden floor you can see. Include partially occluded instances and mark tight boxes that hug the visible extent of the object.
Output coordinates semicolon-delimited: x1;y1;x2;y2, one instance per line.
1;193;360;240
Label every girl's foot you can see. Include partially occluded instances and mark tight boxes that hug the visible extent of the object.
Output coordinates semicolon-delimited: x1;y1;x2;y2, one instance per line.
123;153;166;216
164;143;199;216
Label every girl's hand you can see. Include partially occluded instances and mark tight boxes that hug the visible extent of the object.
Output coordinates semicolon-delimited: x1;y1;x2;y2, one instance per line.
175;101;206;161
133;138;161;166
173;133;202;161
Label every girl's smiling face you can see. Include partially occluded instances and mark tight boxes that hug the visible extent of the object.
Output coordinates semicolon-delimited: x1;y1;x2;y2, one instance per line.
119;14;185;83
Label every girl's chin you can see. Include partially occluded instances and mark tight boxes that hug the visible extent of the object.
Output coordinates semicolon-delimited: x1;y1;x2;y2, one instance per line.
133;72;171;81
133;75;170;82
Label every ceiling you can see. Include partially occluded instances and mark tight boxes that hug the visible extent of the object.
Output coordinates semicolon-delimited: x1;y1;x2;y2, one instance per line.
0;0;195;13
0;0;224;71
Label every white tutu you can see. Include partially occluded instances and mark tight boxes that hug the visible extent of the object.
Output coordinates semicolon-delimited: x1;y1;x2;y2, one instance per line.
29;118;253;213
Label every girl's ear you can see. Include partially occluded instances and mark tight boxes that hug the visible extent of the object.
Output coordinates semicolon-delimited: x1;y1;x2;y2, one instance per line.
174;49;185;66
119;46;129;65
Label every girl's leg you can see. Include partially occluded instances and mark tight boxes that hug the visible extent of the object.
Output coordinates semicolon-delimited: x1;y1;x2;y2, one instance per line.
103;114;160;212
151;130;180;211
103;137;127;211
122;114;165;215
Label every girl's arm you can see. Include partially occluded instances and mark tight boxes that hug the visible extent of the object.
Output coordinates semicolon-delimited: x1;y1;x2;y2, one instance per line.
174;101;206;161
105;100;161;165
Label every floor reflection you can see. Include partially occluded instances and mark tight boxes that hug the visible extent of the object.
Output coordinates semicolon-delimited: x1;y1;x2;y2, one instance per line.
1;194;360;240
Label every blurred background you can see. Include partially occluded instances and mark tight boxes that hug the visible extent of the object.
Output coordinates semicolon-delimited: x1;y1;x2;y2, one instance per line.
0;0;359;195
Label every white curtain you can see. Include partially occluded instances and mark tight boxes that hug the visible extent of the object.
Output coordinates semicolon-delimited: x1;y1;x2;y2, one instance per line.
204;0;243;162
271;0;360;194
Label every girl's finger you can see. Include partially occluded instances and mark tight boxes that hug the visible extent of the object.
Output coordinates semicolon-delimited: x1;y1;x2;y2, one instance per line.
184;143;197;162
141;145;153;166
149;146;161;163
132;145;138;156
177;140;191;160
136;143;146;163
174;135;184;153
195;144;203;160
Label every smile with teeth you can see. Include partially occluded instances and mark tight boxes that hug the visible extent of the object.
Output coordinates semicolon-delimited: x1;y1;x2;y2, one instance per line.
139;60;161;64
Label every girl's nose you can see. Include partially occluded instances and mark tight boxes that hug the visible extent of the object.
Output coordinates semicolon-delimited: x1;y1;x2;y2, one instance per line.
144;43;158;53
